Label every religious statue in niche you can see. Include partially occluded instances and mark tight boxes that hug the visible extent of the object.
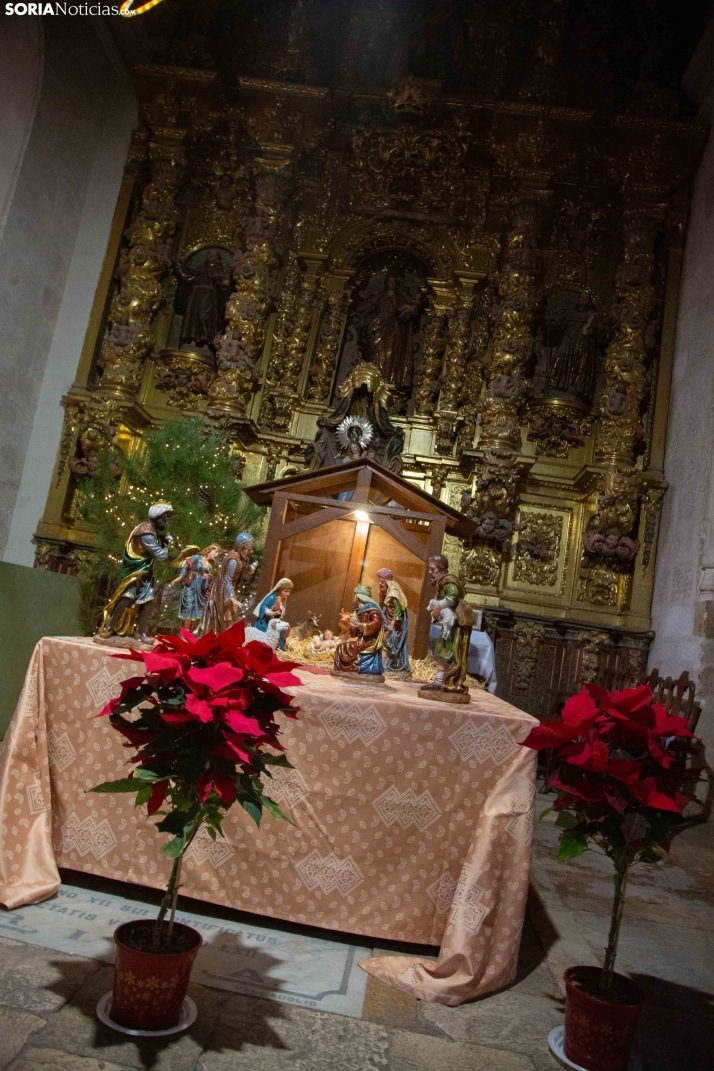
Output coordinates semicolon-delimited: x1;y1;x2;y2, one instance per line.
418;554;474;704
175;247;232;355
305;363;405;474
358;274;422;388
336;416;374;461
332;585;386;682
533;289;606;407
95;501;174;649
334;256;426;413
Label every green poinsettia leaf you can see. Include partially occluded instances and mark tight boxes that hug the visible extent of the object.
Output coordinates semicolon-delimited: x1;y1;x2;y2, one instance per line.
558;829;588;857
161;835;186;858
135;785;153;806
539;806;553;820
555;810;579;829
240;798;262;827
91;778;140;794
133;767;164;782
260;794;293;825
261;754;293;768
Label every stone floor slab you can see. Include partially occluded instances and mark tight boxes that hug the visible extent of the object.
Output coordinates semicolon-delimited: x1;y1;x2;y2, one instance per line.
6;1050;132;1071
0;939;100;1016
418;989;563;1058
0;1004;46;1068
388;1028;538;1070
34;964;225;1071
201;993;389;1070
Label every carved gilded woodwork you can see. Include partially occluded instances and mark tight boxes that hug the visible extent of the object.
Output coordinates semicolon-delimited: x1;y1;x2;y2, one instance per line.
35;15;706;693
512;621;546;693
512;510;564;589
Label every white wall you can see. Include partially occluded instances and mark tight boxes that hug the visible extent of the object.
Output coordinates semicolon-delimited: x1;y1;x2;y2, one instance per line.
649;19;714;754
0;14;136;563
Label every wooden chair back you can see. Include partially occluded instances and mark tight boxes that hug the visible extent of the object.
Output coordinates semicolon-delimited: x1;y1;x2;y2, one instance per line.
645;668;700;733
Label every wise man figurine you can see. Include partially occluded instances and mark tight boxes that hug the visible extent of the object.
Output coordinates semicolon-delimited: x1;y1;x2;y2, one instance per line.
199;531;255;635
332;584;385;682
96;502;174;647
377;567;410;674
419;554;474;704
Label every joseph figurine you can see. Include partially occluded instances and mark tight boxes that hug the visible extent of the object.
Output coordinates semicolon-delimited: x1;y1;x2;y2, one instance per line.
332;585;385;681
97;502;174;644
419;554;474;703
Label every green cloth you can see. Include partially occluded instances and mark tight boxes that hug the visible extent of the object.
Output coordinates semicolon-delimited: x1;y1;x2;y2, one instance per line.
434;580;461;664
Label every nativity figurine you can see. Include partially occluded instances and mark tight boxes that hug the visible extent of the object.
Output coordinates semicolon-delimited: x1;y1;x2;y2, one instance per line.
311;629;338;655
249;578;294;652
418;554;474;704
199;531;255;635
96;501;174;648
377;567;410;674
332;585;385;682
170;544;221;633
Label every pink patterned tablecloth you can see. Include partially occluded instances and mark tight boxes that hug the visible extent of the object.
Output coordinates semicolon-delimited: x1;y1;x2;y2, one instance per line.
0;636;537;1005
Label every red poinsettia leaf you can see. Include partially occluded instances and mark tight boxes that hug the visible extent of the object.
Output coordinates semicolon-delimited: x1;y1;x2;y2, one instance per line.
147;779;168;816
606;758;641;785
609;685;654;713
143;651;183;680
561;690;599;727
212;772;237;807
222;710;266;735
187;662;245;693
184;693;215;723
560;739;593;767
196;771;212;802
179;628;198;643
157;710;195;726
629;776;682;813
521;722;573;750
264;670;303;688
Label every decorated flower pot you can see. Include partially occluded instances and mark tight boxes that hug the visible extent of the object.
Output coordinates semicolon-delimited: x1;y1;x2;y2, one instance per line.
564;966;644;1071
110;920;202;1032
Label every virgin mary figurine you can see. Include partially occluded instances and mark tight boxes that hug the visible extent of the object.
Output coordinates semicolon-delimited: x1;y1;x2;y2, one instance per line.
252;578;294;650
377;567;410;673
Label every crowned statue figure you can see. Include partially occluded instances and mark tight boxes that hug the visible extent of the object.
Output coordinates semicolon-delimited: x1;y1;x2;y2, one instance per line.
96;502;174;646
332;584;385;682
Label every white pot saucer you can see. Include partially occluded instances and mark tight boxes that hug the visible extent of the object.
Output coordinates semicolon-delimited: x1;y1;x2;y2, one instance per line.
548;1027;641;1071
96;992;197;1037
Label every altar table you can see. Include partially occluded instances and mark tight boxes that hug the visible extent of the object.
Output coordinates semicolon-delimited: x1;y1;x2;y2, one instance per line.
0;636;537;1006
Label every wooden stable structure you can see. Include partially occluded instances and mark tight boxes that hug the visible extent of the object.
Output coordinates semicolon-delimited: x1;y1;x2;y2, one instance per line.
245;459;475;659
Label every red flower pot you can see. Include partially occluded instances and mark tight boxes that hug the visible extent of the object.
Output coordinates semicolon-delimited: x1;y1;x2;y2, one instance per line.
564;966;644;1071
110;920;202;1032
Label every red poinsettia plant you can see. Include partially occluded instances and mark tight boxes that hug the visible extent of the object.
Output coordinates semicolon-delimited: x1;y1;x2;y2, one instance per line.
523;683;702;991
92;621;302;945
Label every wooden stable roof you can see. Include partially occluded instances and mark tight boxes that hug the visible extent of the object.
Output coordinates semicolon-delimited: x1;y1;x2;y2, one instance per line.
244;457;475;540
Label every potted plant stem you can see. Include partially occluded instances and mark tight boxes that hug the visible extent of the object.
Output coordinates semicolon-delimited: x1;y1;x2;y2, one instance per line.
92;620;302;1033
522;682;702;1071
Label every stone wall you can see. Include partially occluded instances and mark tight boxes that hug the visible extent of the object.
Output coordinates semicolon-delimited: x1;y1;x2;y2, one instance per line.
0;15;135;563
650;19;714;754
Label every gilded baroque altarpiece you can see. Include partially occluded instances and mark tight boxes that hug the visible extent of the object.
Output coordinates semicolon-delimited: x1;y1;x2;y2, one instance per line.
32;13;706;716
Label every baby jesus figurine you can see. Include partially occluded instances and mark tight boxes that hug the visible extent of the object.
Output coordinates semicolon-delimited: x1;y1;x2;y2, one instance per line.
311;629;337;655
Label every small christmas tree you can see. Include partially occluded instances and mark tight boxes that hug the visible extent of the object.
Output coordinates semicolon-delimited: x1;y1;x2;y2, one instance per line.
77;417;264;634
